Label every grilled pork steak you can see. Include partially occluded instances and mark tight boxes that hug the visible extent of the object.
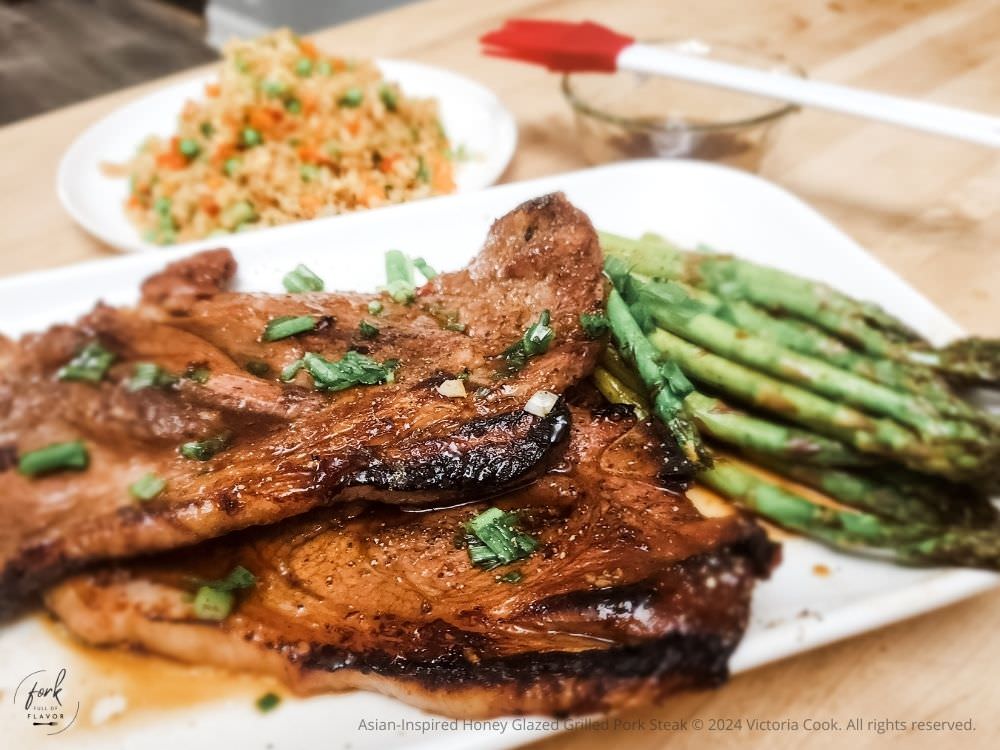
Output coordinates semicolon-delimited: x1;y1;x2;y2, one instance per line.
46;406;777;718
0;193;606;610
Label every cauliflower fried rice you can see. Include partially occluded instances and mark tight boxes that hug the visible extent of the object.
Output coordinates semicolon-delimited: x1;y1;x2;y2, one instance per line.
115;29;456;244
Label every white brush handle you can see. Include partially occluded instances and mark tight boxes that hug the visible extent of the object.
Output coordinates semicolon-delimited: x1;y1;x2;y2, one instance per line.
619;44;1000;148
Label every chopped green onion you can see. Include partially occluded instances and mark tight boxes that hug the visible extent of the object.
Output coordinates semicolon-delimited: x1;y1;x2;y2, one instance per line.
498;311;554;375
58;342;115;383
412;257;437;280
256;692;281;712
338;87;363;108
299;163;320;182
295;57;313;76
416;155;430;183
192;586;234;621
261;79;287;98
245;360;271;377
263;315;317;342
180;433;230;461
523;311;555;355
213;565;256;591
178;138;200;159
579;312;610;339
200;122;214;137
240;127;262;147
191;564;256;620
127;362;177;391
279;358;304;382
464;507;537;570
221;200;256;228
358;320;379;339
383;250;415;304
316;60;332;76
129;472;165;501
282;264;324;293
185;365;211;384
284;97;302;114
18;441;89;477
367;300;383;315
300;351;398;392
496;570;523;584
223;157;242;177
154;196;171;216
379;85;398;111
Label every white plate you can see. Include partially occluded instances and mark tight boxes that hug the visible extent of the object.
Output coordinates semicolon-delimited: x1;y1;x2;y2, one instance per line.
56;60;517;253
3;160;996;749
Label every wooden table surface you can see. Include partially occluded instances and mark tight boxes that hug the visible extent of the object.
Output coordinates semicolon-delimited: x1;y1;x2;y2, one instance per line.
1;0;998;748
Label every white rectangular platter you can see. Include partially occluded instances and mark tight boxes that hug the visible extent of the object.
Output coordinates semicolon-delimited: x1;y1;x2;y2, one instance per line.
1;159;995;750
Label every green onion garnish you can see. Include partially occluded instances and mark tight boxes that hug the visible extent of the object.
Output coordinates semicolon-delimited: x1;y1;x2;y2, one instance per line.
279;359;305;382
191;565;256;621
180;433;230;461
192;587;233;621
223;157;242;177
378;86;399;112
129;472;166;501
284;97;302;114
127;362;177;391
295;57;313;76
379;85;398;111
412;257;438;280
498;311;554;375
256;692;281;713
178;138;200;159
240;127;263;148
316;60;332;76
383;250;415;304
282;264;325;293
579;312;610;339
300;351;397;392
464;507;537;570
263;315;317;342
185;365;211;384
262;80;287;98
200;122;214;137
367;300;383;315
416;156;430;183
18;441;89;477
221;200;256;229
358;320;379;340
58;342;115;383
338;87;363;108
299;164;320;182
496;570;523;584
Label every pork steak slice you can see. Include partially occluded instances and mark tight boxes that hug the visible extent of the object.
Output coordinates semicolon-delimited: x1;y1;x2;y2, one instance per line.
46;405;778;718
0;193;605;610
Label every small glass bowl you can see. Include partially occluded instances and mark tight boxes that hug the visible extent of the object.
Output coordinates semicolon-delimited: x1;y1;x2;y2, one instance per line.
562;39;802;172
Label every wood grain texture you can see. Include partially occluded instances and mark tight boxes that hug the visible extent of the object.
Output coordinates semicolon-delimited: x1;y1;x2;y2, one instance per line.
0;0;215;126
0;1;998;747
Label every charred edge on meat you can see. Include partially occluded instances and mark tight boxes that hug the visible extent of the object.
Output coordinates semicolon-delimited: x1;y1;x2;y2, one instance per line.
343;401;571;496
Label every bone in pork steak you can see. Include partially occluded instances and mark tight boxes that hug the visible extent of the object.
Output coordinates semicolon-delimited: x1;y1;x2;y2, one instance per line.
0;193;606;611
46;405;777;718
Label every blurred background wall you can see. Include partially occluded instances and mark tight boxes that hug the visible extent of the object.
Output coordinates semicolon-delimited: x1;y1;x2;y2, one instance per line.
0;0;414;125
205;0;414;47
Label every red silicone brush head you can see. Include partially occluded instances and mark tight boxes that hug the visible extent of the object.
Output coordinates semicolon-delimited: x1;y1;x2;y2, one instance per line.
480;19;634;73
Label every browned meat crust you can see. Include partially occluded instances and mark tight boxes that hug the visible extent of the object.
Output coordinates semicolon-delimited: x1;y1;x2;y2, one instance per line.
0;193;606;611
45;406;777;718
